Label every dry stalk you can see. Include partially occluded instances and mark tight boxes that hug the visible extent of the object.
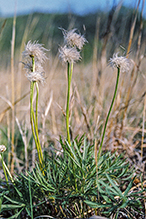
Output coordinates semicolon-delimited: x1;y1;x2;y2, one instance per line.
136;0;145;61
126;0;141;57
92;17;100;92
42;91;53;148
73;105;81;129
125;126;146;134
15;117;28;171
0;19;7;37
0;91;30;122
116;0;141;143
56;102;66;117
124;0;144;105
99;5;116;74
0;94;28;171
50;105;58;136
10;11;16;174
6;86;11;168
118;0;140;103
74;83;92;139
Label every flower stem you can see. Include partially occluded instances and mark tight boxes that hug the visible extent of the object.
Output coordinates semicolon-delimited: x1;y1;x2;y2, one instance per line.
0;154;14;184
98;67;120;160
30;82;43;168
66;61;73;145
35;82;39;127
1;154;8;183
30;56;44;168
32;55;35;72
35;82;43;161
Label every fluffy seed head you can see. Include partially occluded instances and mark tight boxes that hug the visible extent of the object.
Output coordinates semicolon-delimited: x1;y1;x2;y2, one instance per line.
26;72;45;85
22;61;44;74
61;28;87;50
59;45;81;63
109;53;131;73
0;145;6;153
22;40;48;63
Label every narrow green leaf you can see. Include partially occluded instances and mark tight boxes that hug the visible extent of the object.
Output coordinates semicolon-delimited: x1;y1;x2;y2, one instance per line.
124;179;133;196
3;195;24;205
28;178;33;219
106;174;124;198
65;140;81;168
84;200;111;208
6;207;24;219
1;203;25;211
74;140;82;160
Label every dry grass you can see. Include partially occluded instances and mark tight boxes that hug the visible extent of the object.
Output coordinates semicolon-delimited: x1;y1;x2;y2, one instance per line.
0;2;146;179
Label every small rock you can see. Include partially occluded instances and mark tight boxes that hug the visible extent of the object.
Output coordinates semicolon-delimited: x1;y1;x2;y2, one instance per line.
89;215;109;219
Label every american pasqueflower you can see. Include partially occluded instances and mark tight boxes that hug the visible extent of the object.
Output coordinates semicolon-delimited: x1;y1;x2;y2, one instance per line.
22;40;48;63
61;28;87;50
109;53;131;73
59;45;81;63
22;41;48;84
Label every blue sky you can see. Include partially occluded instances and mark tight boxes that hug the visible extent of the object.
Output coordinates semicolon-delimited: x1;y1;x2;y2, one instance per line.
0;0;145;16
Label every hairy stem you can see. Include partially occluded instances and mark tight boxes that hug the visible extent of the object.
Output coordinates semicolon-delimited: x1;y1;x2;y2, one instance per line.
35;82;43;161
1;154;8;183
30;56;43;167
98;67;120;160
30;82;42;166
0;154;14;184
66;61;73;145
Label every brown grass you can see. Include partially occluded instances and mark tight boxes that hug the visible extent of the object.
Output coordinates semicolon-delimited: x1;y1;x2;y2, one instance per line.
0;2;146;176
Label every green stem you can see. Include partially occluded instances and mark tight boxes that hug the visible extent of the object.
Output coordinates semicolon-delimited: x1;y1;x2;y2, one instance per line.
35;82;39;127
0;154;14;184
30;56;43;168
30;81;42;167
32;55;35;72
66;61;73;145
98;67;120;160
1;154;8;183
35;82;43;161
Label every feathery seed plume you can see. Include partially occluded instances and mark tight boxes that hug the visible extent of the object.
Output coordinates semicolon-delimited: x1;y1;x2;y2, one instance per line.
109;53;131;73
26;72;45;85
22;40;48;63
59;45;81;63
22;41;48;84
23;61;44;74
61;28;87;50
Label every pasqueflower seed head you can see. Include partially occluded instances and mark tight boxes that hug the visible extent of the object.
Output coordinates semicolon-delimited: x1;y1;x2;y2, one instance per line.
0;145;6;153
109;53;131;73
22;40;48;63
26;71;45;85
59;45;81;63
61;28;87;50
22;61;44;74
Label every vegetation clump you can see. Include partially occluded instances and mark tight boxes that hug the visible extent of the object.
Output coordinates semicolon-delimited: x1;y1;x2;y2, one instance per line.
0;3;146;219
